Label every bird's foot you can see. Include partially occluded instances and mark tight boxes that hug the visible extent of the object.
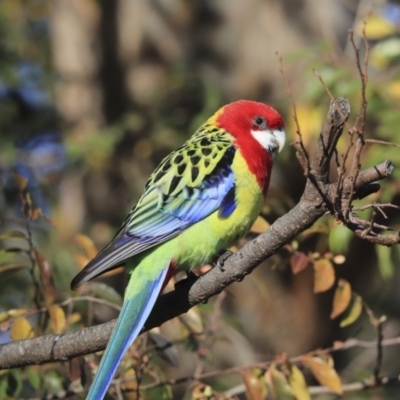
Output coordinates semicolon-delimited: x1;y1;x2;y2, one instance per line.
213;249;234;272
175;270;198;289
186;270;198;281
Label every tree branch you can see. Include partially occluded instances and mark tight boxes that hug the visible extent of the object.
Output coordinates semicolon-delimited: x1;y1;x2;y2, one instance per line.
0;97;395;370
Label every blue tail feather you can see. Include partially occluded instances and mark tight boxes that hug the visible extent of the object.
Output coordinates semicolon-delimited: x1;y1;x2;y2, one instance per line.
86;266;169;399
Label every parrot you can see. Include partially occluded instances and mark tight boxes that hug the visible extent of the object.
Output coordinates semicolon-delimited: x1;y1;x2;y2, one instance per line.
71;100;286;399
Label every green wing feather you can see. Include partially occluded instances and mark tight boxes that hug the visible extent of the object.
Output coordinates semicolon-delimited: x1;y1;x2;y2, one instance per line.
71;125;237;289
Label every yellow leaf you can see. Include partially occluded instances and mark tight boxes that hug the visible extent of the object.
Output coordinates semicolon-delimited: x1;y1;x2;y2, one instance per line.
387;80;400;100
103;265;124;277
250;216;270;233
288;365;311;400
121;368;137;391
243;369;266;400
0;309;27;323
313;259;335;293
75;233;98;260
290;104;324;145
265;364;294;400
67;312;81;325
74;253;90;269
371;37;400;69
48;305;66;334
0;312;9;323
330;279;352;319
358;14;396;40
302;356;342;395
12;173;28;191
340;294;363;327
11;317;35;340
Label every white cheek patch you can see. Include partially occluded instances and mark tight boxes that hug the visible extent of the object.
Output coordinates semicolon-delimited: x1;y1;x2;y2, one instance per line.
251;129;275;151
250;129;286;154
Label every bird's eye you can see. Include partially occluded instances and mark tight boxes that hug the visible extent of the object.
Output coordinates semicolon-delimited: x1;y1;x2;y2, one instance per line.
277;125;284;131
254;116;266;127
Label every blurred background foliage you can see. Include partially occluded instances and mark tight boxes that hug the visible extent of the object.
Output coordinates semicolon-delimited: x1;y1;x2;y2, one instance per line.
0;0;400;399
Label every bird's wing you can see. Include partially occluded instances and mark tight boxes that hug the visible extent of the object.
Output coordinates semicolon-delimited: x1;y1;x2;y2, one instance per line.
71;130;236;289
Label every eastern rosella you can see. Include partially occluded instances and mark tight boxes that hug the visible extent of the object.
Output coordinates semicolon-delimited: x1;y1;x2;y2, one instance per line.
71;100;286;399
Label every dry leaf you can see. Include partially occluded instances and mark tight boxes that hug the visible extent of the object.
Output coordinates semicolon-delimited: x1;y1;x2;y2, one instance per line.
250;216;270;233
313;259;335;293
121;368;138;391
243;369;265;400
340;294;363;327
302;356;342;394
330;279;352;319
69;357;83;382
288;365;311;400
11;317;35;340
48;305;66;334
290;252;310;275
74;253;90;269
35;249;55;304
102;265;125;277
75;233;98;260
12;173;28;191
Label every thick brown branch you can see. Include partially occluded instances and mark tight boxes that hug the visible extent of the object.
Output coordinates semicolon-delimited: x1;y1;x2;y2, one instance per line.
0;97;395;370
0;200;323;369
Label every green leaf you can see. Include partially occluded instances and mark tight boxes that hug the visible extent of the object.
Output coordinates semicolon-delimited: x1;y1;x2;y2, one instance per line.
329;223;353;255
265;364;294;399
288;365;310;400
86;282;123;305
27;368;41;390
376;244;394;280
0;231;27;240
6;371;23;397
340;294;363;328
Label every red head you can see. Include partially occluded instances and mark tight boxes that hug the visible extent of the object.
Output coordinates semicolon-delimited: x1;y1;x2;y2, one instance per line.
214;100;286;194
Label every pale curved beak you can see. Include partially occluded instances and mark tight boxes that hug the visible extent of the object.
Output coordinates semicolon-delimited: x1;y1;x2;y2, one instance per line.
273;129;286;153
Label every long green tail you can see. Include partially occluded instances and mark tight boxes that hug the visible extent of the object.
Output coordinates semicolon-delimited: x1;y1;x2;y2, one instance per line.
86;263;170;399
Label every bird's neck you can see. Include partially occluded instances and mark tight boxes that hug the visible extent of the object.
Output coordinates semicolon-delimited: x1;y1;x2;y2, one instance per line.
237;142;273;197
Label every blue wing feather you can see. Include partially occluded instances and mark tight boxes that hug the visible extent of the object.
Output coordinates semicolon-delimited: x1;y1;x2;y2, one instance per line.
86;266;169;399
71;134;236;289
218;185;236;218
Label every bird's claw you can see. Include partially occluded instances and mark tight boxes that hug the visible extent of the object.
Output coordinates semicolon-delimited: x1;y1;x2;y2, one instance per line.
213;249;234;272
186;270;198;281
174;270;198;289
